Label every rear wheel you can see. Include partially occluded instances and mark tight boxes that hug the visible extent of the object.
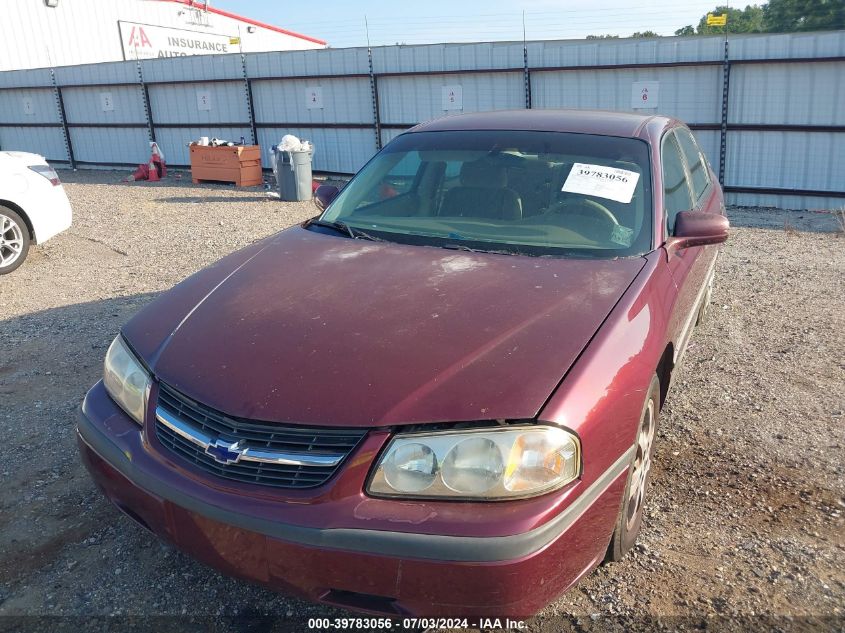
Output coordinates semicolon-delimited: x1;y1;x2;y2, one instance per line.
605;374;660;562
0;207;30;275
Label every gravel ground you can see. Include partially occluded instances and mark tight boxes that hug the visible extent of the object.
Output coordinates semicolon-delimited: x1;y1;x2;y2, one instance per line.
0;170;843;632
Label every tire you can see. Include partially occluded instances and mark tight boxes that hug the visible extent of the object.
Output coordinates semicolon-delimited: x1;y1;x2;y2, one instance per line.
604;373;660;562
696;270;715;326
0;207;30;275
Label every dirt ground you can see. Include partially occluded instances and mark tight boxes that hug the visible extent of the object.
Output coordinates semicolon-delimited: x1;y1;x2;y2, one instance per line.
0;170;842;633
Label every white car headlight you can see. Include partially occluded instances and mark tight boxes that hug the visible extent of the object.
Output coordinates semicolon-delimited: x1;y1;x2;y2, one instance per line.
368;426;580;500
103;336;151;425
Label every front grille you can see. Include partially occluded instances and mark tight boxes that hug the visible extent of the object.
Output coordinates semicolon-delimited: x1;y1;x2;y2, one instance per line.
155;382;367;489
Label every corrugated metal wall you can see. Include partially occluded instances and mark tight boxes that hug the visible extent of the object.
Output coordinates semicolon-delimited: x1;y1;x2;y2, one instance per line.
62;85;149;165
527;37;727;66
532;66;722;123
372;42;526;73
0;125;67;162
252;76;375;171
378;73;525;124
247;47;377;172
0;77;67;164
0;88;60;124
1;31;843;210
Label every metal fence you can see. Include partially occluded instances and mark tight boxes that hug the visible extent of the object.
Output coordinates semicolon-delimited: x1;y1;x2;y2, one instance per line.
1;31;843;210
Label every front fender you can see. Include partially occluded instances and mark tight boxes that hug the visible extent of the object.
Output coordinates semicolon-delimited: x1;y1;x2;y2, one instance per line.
539;250;676;488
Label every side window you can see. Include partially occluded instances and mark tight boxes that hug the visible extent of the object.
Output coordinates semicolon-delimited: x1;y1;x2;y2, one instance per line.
661;133;694;234
675;128;709;202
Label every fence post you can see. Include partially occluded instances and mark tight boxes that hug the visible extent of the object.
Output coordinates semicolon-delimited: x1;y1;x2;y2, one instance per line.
368;47;382;150
136;61;156;143
241;53;257;146
523;44;532;109
718;39;731;185
50;69;74;169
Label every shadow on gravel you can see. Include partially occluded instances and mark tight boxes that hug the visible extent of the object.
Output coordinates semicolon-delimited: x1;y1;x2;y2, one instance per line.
154;195;272;204
0;293;339;622
727;207;842;233
55;169;268;192
0;293;159;388
0;293;159;585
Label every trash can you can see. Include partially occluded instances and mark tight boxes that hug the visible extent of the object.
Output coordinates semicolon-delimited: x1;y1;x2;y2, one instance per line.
273;147;313;201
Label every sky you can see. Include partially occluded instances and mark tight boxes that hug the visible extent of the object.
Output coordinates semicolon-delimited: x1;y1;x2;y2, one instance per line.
213;0;724;48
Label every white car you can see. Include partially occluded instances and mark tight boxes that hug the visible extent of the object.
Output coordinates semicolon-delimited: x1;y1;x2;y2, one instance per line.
0;151;73;274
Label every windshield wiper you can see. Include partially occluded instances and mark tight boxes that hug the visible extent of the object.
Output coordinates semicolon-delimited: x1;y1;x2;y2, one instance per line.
306;219;384;242
307;218;354;238
441;243;518;256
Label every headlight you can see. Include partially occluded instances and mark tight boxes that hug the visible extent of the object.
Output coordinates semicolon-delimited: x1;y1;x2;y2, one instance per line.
103;336;151;425
368;426;580;500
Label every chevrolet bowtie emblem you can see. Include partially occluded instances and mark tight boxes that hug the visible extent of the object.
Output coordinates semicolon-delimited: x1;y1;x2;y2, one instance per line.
204;438;247;465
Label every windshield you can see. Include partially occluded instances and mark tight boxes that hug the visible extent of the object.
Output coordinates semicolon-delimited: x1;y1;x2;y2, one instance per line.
319;130;653;257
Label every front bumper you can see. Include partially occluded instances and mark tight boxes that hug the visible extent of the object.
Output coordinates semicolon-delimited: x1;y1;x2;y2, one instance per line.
77;381;630;617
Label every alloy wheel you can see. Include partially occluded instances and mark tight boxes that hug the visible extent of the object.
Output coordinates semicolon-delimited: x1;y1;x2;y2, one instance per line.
0;214;25;268
625;398;655;531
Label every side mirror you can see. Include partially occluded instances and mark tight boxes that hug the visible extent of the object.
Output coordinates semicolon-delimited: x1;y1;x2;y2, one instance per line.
314;184;339;212
668;211;729;253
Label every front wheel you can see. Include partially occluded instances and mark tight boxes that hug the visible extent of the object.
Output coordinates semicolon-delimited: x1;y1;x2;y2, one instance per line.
605;373;660;562
0;207;30;275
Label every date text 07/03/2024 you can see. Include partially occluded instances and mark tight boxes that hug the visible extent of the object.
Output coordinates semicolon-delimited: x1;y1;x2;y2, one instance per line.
306;617;527;630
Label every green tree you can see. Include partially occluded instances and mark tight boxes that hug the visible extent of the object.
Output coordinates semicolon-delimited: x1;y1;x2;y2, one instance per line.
631;30;661;37
763;0;845;31
695;4;766;34
586;34;620;39
676;0;844;35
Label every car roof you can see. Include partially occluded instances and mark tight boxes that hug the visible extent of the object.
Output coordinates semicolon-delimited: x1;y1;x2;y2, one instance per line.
409;109;675;141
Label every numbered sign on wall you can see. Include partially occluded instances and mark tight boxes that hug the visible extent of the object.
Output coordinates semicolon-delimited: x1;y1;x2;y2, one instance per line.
100;92;114;112
196;89;212;111
631;81;659;110
442;85;463;111
305;86;323;109
22;97;34;116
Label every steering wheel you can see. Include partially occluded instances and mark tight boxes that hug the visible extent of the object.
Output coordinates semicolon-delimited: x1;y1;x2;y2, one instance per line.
544;197;620;226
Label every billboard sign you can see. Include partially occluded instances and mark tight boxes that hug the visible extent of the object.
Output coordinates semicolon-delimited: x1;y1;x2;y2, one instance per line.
119;21;235;60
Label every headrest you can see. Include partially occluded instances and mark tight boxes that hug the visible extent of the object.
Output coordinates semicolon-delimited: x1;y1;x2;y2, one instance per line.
460;160;507;188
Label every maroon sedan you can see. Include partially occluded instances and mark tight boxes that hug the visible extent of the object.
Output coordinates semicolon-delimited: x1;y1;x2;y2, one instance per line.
78;110;728;618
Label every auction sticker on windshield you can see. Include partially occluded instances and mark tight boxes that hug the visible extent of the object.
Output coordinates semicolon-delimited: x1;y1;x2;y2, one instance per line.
562;163;640;203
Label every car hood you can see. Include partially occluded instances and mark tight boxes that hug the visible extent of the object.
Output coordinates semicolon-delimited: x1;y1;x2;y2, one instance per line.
125;228;645;427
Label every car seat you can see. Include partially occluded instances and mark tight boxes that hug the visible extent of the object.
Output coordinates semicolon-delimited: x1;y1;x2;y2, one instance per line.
438;160;523;220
